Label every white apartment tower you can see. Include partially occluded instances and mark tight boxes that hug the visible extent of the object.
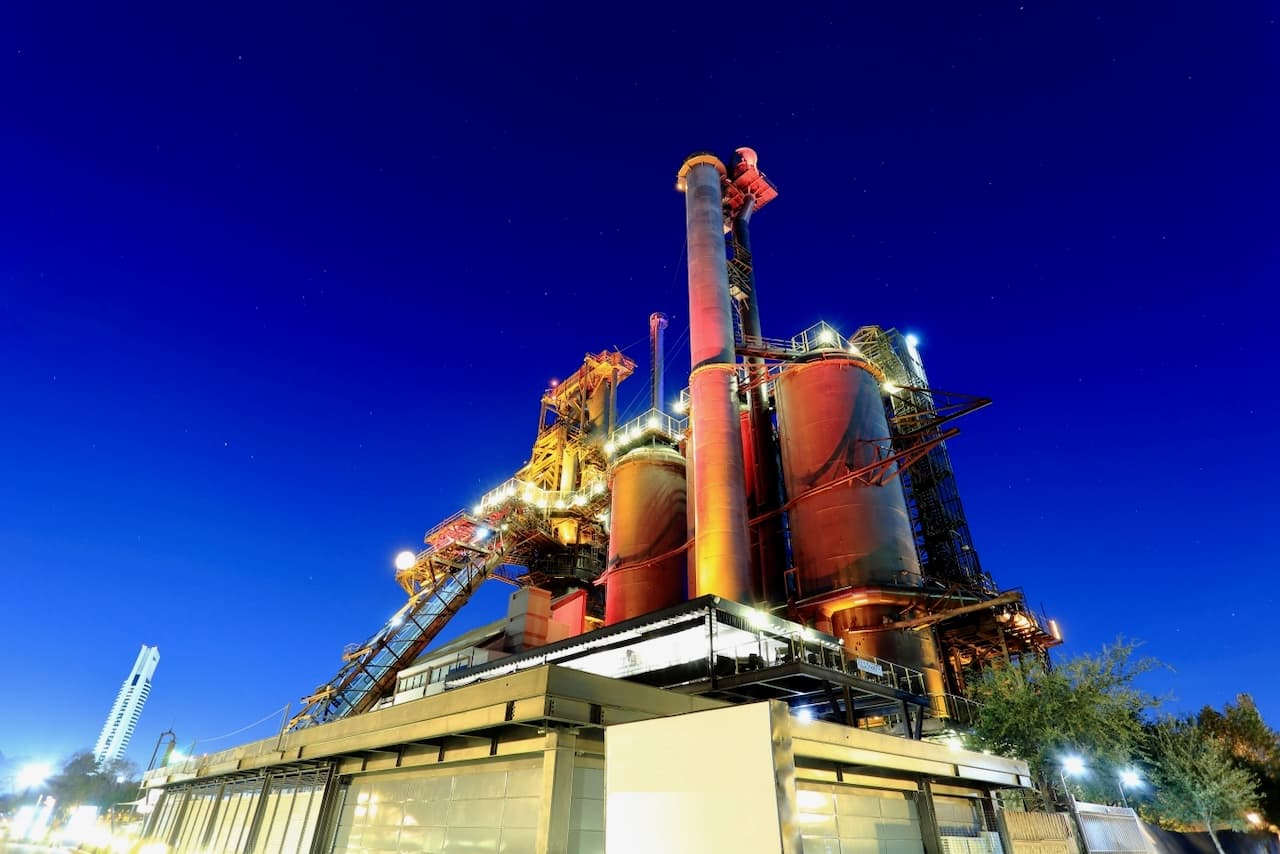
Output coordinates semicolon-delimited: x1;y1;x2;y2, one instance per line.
93;644;160;765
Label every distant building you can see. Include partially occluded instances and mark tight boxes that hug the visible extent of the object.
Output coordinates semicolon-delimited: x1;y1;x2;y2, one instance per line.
93;644;160;765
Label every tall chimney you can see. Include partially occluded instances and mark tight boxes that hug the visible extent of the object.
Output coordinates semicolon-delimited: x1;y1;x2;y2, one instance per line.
676;154;751;603
649;312;668;412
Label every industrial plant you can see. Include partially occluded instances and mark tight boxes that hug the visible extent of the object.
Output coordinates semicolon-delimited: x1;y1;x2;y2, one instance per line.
137;149;1068;854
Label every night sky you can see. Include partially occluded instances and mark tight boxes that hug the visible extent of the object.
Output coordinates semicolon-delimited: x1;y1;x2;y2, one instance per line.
2;4;1277;776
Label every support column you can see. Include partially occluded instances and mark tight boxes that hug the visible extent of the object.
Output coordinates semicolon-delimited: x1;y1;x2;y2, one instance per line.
536;727;579;854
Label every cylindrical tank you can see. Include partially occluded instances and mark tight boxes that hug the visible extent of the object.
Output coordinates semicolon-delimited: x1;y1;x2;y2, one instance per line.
774;357;922;597
604;445;689;625
688;363;752;602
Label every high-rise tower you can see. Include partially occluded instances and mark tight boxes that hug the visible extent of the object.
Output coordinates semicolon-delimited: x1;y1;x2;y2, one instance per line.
93;644;160;765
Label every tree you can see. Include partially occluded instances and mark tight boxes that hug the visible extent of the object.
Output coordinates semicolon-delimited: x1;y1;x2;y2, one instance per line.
47;751;141;812
1147;716;1260;854
1198;694;1280;824
966;638;1161;803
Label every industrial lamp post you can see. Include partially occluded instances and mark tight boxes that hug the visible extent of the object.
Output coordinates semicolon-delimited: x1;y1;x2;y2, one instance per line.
1118;769;1141;809
1060;756;1088;854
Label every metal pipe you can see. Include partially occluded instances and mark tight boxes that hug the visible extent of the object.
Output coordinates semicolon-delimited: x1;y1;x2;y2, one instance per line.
649;312;668;412
678;154;752;602
731;189;787;605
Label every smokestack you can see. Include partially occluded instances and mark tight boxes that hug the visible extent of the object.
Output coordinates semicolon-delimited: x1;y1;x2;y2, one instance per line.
676;154;751;603
649;312;668;412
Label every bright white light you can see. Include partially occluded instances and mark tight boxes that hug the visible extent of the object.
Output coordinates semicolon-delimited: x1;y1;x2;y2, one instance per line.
389;615;403;628
394;550;416;571
603;441;615;455
17;762;52;790
947;737;964;752
139;843;170;854
1120;769;1141;788
1062;756;1086;776
646;415;660;430
673;399;687;414
473;527;491;542
748;609;770;629
472;504;483;516
848;344;864;357
883;381;900;395
167;751;187;765
905;333;920;348
795;707;815;723
1246;812;1262;826
572;493;587;506
816;328;835;345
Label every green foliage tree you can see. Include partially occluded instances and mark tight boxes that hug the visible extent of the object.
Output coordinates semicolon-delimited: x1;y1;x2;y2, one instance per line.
47;751;140;812
1198;694;1280;824
966;638;1160;803
1147;717;1260;854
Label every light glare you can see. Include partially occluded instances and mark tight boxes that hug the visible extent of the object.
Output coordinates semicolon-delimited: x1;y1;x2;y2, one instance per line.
1062;756;1086;776
17;762;52;790
394;550;416;571
1120;769;1141;788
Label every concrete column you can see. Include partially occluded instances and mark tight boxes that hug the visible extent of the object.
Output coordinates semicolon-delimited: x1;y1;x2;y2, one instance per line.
536;727;578;854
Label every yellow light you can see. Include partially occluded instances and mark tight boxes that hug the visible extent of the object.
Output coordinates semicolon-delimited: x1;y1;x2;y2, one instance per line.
673;399;687;414
603;441;615;455
882;382;899;395
1246;812;1261;826
472;504;483;516
646;415;660;430
394;550;416;571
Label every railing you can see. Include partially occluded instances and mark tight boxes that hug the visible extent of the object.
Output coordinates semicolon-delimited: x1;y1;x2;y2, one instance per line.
605;407;687;454
929;692;983;725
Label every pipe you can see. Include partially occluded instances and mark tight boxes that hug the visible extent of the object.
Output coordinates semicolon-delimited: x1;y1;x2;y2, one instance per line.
649;312;668;412
730;186;787;606
678;154;751;603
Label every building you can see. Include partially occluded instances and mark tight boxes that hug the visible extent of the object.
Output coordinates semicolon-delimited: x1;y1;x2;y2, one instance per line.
138;148;1064;852
93;644;160;766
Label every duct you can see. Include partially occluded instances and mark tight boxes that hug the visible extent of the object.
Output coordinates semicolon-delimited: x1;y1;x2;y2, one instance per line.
650;312;668;412
730;179;787;606
678;154;752;603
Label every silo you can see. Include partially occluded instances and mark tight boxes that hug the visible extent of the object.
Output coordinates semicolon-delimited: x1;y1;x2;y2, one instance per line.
774;356;921;596
603;445;689;625
774;355;944;701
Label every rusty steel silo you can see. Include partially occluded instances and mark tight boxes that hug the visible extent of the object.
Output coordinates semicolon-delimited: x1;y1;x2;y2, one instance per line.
774;354;945;698
774;355;921;594
603;445;689;625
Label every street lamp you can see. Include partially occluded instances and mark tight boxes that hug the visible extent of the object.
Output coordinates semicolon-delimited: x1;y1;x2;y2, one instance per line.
1118;769;1142;809
1059;757;1088;854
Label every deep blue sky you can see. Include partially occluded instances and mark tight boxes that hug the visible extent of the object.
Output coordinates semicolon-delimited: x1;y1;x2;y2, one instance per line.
2;4;1277;775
